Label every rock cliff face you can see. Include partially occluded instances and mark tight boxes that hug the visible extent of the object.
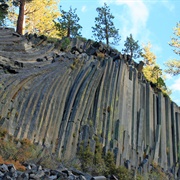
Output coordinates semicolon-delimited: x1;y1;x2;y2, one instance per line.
0;28;180;177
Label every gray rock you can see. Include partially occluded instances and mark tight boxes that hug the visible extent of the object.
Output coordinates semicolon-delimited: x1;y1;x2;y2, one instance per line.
79;175;87;180
0;164;9;173
0;171;4;177
91;176;106;180
7;165;16;172
48;175;57;179
19;172;29;180
1;175;13;180
68;174;77;180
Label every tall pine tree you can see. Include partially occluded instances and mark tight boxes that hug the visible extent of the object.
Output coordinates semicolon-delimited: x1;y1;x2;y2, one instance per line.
92;3;120;46
0;0;9;26
55;6;82;38
13;0;32;34
122;34;142;59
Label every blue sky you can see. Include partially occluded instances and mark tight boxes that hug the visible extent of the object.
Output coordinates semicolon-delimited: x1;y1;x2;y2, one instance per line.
60;0;180;105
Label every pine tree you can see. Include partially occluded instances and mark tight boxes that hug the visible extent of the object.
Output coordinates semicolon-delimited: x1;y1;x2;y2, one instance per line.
0;0;9;26
92;3;120;46
55;6;82;38
13;0;32;34
165;22;180;75
122;34;142;59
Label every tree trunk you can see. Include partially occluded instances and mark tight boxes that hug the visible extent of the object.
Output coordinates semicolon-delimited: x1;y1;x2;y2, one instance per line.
16;0;25;35
67;21;70;37
67;27;70;37
104;13;109;46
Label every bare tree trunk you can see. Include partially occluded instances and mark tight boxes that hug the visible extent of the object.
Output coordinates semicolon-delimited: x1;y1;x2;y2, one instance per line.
104;12;109;46
16;0;25;35
67;22;70;37
67;27;70;37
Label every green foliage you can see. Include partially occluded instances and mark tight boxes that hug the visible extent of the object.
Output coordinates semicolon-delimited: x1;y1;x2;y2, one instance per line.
115;166;133;180
122;34;142;59
165;22;180;75
12;0;32;7
104;150;116;175
60;37;71;51
0;0;9;26
92;3;120;46
55;6;82;38
0;127;8;138
77;143;94;172
0;128;41;170
93;137;106;174
149;162;169;180
77;36;87;42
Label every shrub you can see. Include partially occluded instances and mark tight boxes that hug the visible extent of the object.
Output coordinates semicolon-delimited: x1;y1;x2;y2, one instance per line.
104;150;116;175
77;143;94;172
115;166;133;180
97;52;105;60
0;129;41;171
0;127;8;138
61;37;71;51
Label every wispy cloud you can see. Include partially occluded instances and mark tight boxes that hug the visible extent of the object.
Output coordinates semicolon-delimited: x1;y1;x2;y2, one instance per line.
170;77;180;92
162;1;175;12
98;0;150;42
81;5;87;12
165;74;173;80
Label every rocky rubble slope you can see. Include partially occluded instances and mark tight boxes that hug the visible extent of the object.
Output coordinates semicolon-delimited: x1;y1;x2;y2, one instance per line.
0;27;180;179
0;162;95;180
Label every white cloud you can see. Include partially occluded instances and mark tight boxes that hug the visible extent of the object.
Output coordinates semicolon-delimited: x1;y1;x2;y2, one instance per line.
162;1;175;12
165;74;173;80
170;77;180;92
98;0;150;42
117;0;149;40
81;5;87;12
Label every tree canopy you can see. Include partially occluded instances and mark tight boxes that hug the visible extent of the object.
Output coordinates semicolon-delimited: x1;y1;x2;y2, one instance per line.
0;0;9;26
141;42;156;65
25;0;60;37
54;6;82;38
122;34;142;59
9;0;59;36
142;43;170;95
92;3;120;46
165;22;180;75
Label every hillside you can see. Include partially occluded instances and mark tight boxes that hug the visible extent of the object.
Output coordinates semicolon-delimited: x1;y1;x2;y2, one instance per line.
0;27;180;179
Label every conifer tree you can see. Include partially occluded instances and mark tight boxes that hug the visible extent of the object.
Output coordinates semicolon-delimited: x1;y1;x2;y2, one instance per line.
165;22;180;75
122;34;142;59
0;0;9;26
55;6;82;38
92;3;120;46
13;0;32;34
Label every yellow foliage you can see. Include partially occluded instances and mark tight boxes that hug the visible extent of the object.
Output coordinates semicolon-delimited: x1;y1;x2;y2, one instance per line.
24;0;60;37
141;42;156;65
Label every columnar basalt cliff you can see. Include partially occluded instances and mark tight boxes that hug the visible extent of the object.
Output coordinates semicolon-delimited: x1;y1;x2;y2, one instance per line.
0;28;180;178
